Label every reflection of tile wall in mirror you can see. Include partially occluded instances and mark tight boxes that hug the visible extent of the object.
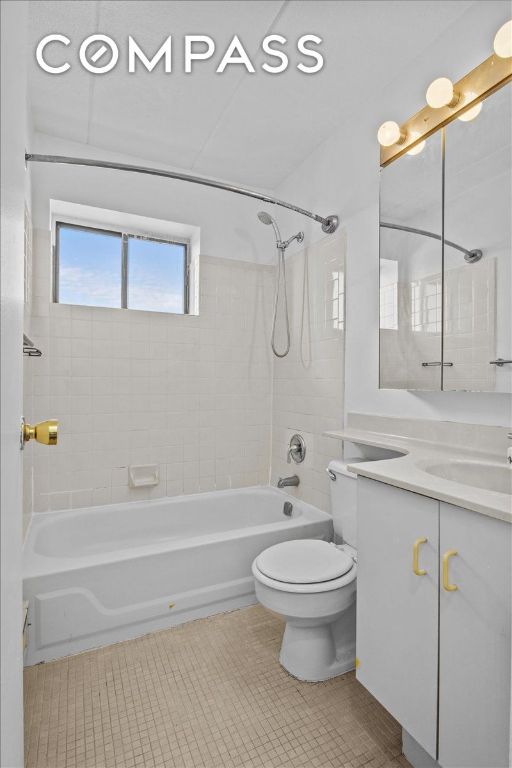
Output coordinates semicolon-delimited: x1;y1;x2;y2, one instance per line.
443;259;496;392
380;277;442;391
444;82;511;393
380;259;497;392
379;131;443;391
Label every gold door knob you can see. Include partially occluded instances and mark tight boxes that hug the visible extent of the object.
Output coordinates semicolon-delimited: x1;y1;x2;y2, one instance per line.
22;419;58;446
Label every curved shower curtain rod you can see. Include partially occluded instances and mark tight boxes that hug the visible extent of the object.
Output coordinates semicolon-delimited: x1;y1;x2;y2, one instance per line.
380;221;482;263
25;153;339;235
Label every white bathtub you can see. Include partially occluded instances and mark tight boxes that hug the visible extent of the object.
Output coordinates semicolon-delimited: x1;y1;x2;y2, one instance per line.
23;486;332;665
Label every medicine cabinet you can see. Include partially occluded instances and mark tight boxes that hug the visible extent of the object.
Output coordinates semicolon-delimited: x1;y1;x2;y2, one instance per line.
379;82;511;392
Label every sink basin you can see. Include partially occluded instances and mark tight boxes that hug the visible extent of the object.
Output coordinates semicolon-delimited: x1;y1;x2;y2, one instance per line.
423;460;512;495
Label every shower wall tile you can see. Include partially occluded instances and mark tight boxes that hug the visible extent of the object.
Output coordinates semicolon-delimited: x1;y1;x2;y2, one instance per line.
270;234;346;512
25;230;274;513
380;260;496;391
443;259;496;392
25;227;346;520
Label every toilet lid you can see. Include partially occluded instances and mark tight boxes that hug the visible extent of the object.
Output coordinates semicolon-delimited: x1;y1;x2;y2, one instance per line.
255;540;354;584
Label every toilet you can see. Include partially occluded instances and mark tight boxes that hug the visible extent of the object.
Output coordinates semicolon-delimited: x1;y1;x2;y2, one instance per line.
252;460;358;682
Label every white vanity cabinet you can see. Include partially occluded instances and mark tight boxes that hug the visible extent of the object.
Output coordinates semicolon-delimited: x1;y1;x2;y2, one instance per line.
356;477;511;768
438;502;511;768
356;479;439;756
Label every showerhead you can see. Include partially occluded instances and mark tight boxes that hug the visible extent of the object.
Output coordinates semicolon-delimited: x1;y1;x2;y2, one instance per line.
257;210;304;251
257;210;281;244
257;211;274;226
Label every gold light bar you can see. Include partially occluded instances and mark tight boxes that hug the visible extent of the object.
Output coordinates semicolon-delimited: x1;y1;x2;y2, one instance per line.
380;53;512;167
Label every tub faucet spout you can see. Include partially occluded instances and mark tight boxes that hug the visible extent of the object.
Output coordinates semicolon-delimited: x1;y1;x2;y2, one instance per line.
277;475;300;488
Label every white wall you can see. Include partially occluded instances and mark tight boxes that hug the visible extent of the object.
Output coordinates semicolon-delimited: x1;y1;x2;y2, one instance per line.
274;0;512;428
1;2;29;765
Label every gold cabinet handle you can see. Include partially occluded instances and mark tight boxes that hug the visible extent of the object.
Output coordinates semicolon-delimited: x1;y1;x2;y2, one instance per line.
442;549;458;591
22;419;58;446
413;537;428;576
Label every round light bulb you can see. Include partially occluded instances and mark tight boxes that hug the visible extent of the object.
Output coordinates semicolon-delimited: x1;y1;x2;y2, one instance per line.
377;121;405;147
407;140;426;156
457;102;482;122
426;77;459;109
494;19;512;58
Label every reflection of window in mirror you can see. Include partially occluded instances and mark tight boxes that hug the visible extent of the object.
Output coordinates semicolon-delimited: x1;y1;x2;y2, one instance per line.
411;277;441;334
380;259;398;330
331;269;345;332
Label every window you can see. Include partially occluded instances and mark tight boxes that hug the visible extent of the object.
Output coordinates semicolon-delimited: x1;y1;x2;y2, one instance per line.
411;276;441;334
54;222;189;313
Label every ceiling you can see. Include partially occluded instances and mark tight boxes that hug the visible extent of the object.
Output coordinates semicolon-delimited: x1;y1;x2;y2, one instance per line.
28;0;478;190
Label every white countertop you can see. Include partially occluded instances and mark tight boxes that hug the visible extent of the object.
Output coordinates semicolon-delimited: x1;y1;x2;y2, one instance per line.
325;428;512;524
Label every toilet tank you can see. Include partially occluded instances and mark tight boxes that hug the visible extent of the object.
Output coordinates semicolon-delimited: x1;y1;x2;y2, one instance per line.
327;459;361;547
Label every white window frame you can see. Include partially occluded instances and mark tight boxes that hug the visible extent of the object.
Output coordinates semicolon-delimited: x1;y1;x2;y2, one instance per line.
53;220;191;314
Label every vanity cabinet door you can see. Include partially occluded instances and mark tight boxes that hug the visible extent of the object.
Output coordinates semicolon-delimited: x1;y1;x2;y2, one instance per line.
438;503;511;768
356;478;439;758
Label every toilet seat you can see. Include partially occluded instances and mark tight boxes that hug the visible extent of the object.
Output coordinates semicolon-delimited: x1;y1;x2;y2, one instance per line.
256;540;353;584
253;540;356;594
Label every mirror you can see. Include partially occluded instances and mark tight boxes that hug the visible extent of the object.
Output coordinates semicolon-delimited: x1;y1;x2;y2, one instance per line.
379;82;511;393
444;83;511;393
379;132;443;390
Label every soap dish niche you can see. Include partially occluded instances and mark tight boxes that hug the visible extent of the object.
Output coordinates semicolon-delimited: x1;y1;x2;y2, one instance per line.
129;464;159;488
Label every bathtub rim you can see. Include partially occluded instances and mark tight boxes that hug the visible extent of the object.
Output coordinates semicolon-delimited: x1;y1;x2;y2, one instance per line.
23;485;332;578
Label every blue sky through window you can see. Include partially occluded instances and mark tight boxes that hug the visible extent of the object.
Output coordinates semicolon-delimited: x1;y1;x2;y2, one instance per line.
128;238;186;313
58;226;122;308
57;224;187;313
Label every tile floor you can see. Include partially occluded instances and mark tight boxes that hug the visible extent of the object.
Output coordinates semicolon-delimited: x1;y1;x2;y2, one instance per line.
24;606;410;768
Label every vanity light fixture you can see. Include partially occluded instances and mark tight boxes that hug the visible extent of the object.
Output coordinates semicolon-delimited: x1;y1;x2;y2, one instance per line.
377;36;512;168
379;42;511;166
406;140;426;156
426;77;460;109
457;101;482;122
494;20;512;59
377;121;406;147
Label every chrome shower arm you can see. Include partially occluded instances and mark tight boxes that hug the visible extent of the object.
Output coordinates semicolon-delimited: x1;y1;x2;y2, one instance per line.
280;232;304;250
25;153;339;234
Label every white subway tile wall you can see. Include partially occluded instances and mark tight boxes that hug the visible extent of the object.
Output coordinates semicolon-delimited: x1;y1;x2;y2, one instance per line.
271;235;346;511
443;259;496;392
24;229;346;518
380;260;496;391
380;278;443;391
25;230;274;513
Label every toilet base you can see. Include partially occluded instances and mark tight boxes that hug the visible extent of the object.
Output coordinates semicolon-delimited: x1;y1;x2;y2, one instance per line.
252;554;357;683
278;605;356;682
